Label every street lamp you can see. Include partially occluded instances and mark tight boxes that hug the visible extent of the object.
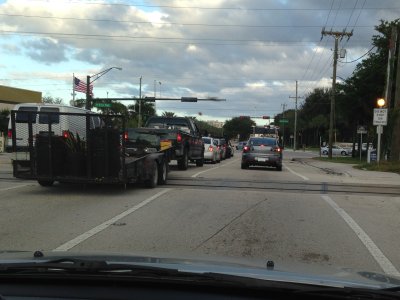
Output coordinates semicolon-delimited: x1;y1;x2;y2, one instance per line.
377;98;386;108
85;66;122;109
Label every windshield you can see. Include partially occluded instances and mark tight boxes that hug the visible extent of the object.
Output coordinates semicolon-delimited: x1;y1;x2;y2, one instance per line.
1;0;400;288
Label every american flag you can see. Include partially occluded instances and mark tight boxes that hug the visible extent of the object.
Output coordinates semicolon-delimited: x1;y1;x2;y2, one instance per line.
74;76;93;95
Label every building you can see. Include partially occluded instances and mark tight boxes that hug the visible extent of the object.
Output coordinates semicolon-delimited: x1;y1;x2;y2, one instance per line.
0;85;42;110
207;120;224;128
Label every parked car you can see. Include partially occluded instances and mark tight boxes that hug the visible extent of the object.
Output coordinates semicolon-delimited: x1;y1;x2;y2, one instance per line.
202;137;218;164
320;145;352;156
236;141;246;150
241;137;282;171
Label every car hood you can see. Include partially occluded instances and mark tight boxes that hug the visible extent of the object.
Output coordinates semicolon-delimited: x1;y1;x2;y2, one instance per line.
0;250;398;289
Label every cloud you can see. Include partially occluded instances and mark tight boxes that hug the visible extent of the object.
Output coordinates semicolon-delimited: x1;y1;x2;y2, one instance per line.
24;38;68;64
0;0;398;119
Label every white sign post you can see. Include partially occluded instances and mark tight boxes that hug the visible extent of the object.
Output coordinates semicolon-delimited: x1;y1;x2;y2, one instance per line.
357;126;367;161
373;108;388;163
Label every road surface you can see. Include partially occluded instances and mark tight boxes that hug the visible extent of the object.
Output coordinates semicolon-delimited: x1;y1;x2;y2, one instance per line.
0;150;400;278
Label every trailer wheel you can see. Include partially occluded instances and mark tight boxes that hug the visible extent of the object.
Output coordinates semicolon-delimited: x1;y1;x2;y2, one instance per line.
158;159;168;185
196;157;204;167
38;180;54;187
177;149;189;170
144;161;158;188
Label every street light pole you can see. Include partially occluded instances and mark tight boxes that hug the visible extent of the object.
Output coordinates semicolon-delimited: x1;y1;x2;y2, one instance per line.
86;75;91;110
138;76;142;127
85;66;122;110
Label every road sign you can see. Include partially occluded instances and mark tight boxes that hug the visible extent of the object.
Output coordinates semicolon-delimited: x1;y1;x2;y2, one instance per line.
373;108;388;126
357;125;367;134
94;102;112;108
279;119;289;124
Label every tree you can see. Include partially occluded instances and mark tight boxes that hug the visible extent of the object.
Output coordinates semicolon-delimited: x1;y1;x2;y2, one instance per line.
195;120;223;137
223;117;256;140
162;111;176;117
0;109;10;134
43;96;64;104
298;88;331;146
127;100;156;127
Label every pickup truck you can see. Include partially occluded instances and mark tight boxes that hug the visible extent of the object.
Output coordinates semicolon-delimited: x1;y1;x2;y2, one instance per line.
144;116;204;170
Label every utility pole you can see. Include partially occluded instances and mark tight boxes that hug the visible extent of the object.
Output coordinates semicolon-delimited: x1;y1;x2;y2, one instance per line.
321;28;353;158
138;76;142;127
281;103;287;148
390;24;400;160
289;81;303;151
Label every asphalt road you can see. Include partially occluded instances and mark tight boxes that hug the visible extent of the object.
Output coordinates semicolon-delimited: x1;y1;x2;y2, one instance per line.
1;150;400;278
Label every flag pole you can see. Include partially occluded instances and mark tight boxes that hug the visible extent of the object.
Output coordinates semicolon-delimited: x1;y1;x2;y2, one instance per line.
72;73;76;103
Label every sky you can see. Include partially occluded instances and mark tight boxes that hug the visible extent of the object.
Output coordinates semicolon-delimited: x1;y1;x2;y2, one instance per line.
0;0;399;125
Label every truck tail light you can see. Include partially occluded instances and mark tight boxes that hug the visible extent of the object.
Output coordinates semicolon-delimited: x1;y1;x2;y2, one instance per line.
123;131;128;141
177;133;182;143
62;130;70;139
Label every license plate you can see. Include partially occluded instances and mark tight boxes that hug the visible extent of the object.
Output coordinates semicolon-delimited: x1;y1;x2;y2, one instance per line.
256;157;268;162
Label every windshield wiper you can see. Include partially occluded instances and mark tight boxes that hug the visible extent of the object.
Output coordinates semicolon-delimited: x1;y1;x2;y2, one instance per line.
0;258;181;276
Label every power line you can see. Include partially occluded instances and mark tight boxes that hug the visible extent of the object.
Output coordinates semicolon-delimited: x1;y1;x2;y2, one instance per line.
18;0;400;11
338;45;375;63
0;13;375;29
300;0;335;83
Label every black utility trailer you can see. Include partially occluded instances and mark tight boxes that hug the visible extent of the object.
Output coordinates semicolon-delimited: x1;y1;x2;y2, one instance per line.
10;110;170;188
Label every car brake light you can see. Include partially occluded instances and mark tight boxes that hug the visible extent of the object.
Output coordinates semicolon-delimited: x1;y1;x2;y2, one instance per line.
273;147;281;152
7;129;12;139
243;145;250;152
124;131;128;141
208;145;213;152
177;133;182;143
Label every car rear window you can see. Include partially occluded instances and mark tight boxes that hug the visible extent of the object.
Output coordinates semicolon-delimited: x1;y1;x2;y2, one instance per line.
249;138;276;146
39;107;60;124
202;138;211;144
16;107;38;123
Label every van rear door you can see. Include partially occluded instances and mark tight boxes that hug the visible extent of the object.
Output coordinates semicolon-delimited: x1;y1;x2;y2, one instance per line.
10;106;38;150
38;107;61;136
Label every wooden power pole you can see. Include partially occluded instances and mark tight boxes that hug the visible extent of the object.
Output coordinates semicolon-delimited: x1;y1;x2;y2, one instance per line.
321;29;353;159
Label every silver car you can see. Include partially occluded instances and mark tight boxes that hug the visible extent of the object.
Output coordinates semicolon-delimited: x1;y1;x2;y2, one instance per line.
241;137;283;171
321;145;352;156
202;137;219;164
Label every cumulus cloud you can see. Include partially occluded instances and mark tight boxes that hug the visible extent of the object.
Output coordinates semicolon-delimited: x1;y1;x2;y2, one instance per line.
0;0;398;119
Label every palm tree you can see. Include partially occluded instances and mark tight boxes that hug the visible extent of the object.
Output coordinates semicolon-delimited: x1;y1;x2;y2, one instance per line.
162;111;176;117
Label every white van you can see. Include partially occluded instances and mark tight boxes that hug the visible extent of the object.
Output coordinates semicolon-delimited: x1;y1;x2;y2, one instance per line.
7;103;101;152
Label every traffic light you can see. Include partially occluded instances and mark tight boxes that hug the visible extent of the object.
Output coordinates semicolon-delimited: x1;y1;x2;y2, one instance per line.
239;116;250;119
262;116;270;119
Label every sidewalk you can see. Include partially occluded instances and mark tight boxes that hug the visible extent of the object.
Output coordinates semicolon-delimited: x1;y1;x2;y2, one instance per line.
0;152;13;171
298;158;400;186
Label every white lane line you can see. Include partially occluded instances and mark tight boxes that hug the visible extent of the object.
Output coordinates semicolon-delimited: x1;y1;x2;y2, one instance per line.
283;163;309;181
191;158;240;178
0;183;34;192
321;195;400;277
53;188;171;252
